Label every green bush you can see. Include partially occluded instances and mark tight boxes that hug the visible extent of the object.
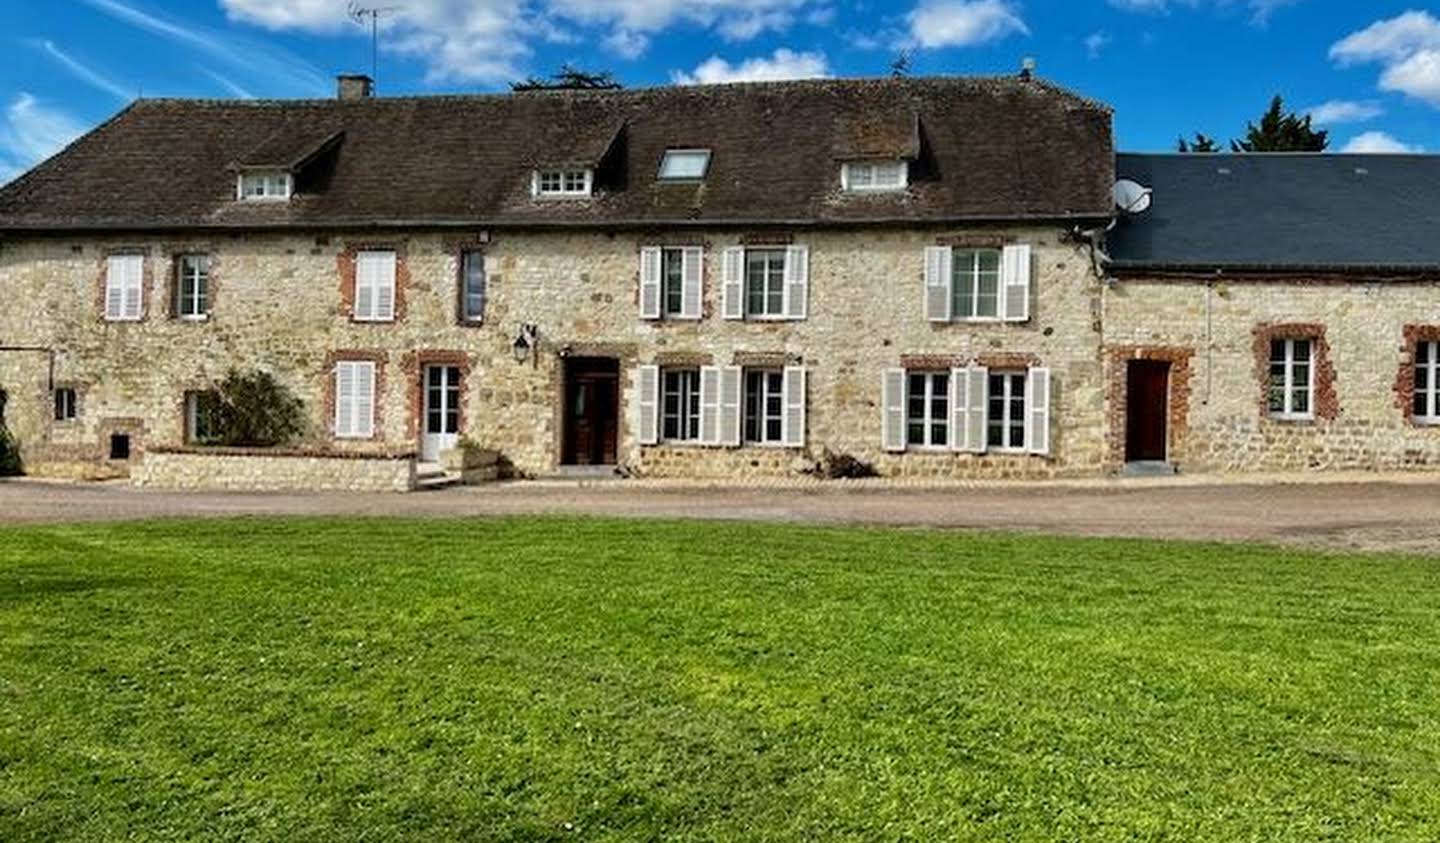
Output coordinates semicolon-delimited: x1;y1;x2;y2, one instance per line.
205;369;306;448
0;389;21;476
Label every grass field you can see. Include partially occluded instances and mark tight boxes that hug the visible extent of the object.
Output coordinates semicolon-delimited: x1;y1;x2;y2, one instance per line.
1;517;1438;841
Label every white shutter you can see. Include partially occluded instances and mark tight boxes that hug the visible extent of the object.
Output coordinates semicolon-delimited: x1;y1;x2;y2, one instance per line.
699;366;721;445
354;361;376;438
924;246;952;322
335;363;356;437
1026;367;1052;456
719;366;743;446
638;247;662;320
354;253;376;320
335;361;376;439
1002;244;1032;323
784;245;809;320
104;256;128;320
374;252;396;321
680;247;703;320
637;364;660;445
120;256;143;320
966;366;989;454
950;367;970;452
881;368;907;452
721;247;745;320
781;366;806;447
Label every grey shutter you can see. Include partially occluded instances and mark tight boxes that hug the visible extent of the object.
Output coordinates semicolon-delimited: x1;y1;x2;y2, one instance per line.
784;245;809;320
637;364;660;445
782;366;806;447
966;366;989;454
680;247;703;320
719;366;743;446
639;247;662;320
924;246;952;322
950;367;970;452
699;366;721;445
1026;367;1052;455
1002;244;1032;323
882;368;906;452
721;247;745;320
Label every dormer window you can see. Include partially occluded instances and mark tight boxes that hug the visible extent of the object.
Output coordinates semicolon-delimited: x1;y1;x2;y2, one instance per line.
237;171;292;201
841;161;908;192
658;149;711;181
533;169;592;198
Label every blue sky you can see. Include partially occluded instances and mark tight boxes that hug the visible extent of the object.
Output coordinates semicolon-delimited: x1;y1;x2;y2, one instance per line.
3;1;1439;181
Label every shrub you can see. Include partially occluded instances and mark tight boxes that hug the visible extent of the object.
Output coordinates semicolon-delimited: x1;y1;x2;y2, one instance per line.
817;448;878;480
0;389;21;476
207;369;306;448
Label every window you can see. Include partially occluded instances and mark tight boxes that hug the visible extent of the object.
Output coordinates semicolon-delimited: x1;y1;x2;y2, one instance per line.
658;149;711;180
334;361;376;439
185;391;223;444
353;250;396;322
1269;338;1314;420
534;169;592;197
53;388;77;422
176;255;210;319
744;369;785;445
906;372;950;449
842;160;907;192
460;250;486;323
953;249;1002;320
1416;341;1440;424
987;371;1027;451
104;254;144;321
745;249;787;318
237;171;291;200
109;434;131;461
661;249;686;317
640;246;702;321
662;369;702;442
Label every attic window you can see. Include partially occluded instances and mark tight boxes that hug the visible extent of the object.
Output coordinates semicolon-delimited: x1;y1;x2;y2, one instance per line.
842;161;908;192
658;149;711;181
533;169;592;198
237;171;292;201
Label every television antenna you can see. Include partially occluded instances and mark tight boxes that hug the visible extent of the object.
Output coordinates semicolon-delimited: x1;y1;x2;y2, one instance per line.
348;3;399;87
1113;178;1153;214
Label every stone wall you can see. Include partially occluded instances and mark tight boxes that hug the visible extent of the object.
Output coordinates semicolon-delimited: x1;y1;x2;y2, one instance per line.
0;226;1107;481
134;448;416;492
1102;278;1440;472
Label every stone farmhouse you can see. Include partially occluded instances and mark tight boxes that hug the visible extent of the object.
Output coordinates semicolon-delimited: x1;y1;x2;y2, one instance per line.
0;73;1436;489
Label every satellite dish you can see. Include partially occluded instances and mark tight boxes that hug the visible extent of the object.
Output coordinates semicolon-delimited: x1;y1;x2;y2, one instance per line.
1113;179;1153;214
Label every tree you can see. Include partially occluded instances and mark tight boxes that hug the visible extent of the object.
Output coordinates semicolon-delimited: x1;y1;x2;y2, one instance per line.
203;369;306;448
1231;95;1328;152
512;64;622;92
1177;133;1220;153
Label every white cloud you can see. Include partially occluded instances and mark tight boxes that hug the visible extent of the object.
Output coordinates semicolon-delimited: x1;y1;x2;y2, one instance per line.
1331;11;1440;107
1108;0;1299;26
1305;99;1383;126
905;0;1027;49
1340;131;1422;154
1084;31;1112;60
33;40;133;102
672;48;829;85
0;94;88;184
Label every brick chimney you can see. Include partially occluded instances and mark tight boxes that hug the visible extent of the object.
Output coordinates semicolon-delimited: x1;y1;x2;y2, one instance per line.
337;74;374;101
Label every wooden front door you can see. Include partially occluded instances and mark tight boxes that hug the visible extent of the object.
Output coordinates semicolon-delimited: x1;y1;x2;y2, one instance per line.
562;357;619;466
1126;360;1170;462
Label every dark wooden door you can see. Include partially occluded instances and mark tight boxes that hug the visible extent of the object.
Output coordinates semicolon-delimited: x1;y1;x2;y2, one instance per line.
1126;360;1170;462
562;358;619;466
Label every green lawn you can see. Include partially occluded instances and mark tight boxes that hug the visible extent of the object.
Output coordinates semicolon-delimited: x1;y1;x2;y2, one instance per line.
1;518;1438;841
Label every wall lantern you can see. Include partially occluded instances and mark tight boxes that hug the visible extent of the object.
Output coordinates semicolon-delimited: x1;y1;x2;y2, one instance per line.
512;323;538;364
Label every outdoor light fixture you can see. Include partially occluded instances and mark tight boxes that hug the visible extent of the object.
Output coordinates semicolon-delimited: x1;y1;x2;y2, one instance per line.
512;324;538;363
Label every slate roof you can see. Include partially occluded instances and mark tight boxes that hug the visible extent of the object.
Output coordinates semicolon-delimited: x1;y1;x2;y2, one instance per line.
0;76;1113;233
1109;152;1440;274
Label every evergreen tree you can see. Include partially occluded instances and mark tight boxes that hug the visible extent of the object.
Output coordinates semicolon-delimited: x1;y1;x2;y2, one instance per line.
512;64;622;91
1231;95;1328;152
1177;133;1220;153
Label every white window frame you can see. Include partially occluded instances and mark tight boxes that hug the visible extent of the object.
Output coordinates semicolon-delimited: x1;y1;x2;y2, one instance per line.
185;390;222;444
743;368;787;446
987;370;1028;453
236;171;292;201
661;368;703;443
658;149;712;181
953;248;1003;321
532;168;593;198
176;254;210;320
1269;338;1316;422
1416;341;1440;425
841;160;908;192
334;360;377;440
744;248;789;320
53;387;77;422
905;371;951;450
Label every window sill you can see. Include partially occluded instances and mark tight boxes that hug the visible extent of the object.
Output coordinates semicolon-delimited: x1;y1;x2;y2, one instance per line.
351;317;396;324
458;319;485;328
1268;414;1316;424
177;314;210;323
104;317;143;323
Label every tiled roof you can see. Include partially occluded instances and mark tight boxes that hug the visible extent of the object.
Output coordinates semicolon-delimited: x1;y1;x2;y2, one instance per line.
1110;152;1440;273
0;76;1114;232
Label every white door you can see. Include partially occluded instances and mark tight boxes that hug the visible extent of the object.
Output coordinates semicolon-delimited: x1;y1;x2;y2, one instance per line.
422;365;461;462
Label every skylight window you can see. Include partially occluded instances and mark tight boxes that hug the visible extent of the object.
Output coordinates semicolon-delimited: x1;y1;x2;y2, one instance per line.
658;149;712;181
533;169;593;198
842;161;908;192
237;171;292;201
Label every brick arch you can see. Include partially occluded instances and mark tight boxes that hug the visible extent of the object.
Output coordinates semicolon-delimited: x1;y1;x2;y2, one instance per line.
1105;346;1194;465
1251;323;1339;421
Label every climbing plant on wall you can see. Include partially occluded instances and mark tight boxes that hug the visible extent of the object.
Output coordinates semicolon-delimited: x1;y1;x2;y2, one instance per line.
0;389;22;476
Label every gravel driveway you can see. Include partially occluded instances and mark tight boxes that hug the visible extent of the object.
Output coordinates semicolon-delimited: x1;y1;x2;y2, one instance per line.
4;475;1440;555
